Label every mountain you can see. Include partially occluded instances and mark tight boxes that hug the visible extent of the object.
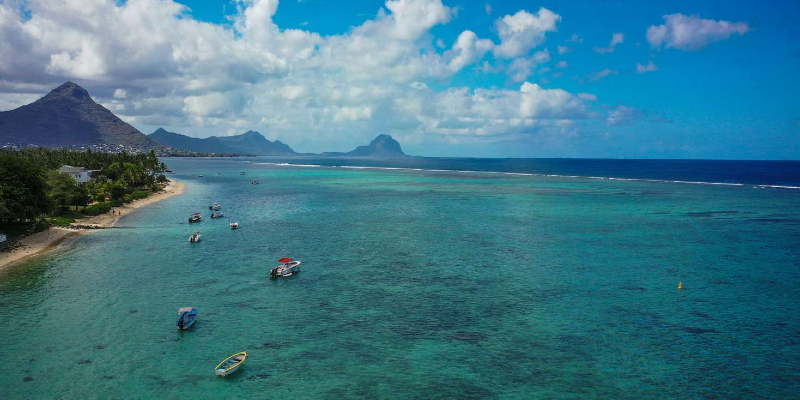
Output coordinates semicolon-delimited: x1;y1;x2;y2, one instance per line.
149;128;240;154
216;130;295;155
344;134;407;158
149;129;295;155
0;82;160;149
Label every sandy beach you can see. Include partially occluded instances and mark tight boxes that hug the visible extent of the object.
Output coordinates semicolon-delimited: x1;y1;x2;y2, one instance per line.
0;179;186;271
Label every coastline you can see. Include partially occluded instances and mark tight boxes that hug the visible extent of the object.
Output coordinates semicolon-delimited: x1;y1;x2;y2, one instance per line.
0;179;186;272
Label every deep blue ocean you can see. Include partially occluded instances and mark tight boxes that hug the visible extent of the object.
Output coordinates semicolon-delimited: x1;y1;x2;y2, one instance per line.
0;157;798;399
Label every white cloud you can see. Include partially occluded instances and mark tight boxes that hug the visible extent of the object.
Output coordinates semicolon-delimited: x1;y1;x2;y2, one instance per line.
566;33;583;43
578;93;597;101
445;30;494;72
485;4;492;16
635;61;658;73
594;32;624;54
587;68;618;82
647;14;749;51
0;0;611;154
493;8;560;59
557;45;570;54
607;105;640;126
556;60;568;68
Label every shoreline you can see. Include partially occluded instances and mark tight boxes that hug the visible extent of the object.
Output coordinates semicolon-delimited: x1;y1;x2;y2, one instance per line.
0;179;186;272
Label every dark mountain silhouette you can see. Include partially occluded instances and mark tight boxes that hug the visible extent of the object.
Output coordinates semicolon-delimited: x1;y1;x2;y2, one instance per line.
323;134;407;158
149;129;295;155
0;82;160;149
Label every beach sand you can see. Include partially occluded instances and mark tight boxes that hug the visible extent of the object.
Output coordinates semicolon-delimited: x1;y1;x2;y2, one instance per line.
0;179;186;271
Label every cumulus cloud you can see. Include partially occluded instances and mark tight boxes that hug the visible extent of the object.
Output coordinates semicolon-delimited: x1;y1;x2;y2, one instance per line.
635;61;658;73
0;0;615;154
493;8;560;59
587;68;619;82
594;32;624;54
647;14;749;51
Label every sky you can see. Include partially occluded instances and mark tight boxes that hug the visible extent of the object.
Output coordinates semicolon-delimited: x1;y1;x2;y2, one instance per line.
0;0;798;159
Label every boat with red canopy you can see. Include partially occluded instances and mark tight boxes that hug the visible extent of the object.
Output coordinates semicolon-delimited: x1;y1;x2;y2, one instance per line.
188;213;202;223
271;257;301;278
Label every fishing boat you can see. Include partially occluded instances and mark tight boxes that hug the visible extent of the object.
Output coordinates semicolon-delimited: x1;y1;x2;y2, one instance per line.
176;307;198;330
230;222;239;229
251;180;259;185
215;352;247;376
271;257;301;278
189;232;201;243
188;213;202;223
209;202;221;210
210;211;225;218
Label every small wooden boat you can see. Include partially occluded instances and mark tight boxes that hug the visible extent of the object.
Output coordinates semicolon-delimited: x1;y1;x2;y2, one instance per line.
188;213;202;223
230;222;239;229
176;307;198;330
189;232;201;243
215;352;247;376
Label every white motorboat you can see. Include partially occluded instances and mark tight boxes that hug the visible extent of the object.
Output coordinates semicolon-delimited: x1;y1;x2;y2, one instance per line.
240;172;246;175
188;213;202;223
210;211;225;218
230;222;239;229
209;202;221;210
189;232;201;243
271;258;301;278
251;180;259;185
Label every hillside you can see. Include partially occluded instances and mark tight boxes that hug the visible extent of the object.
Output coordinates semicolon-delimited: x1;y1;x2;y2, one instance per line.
148;129;296;156
0;82;160;149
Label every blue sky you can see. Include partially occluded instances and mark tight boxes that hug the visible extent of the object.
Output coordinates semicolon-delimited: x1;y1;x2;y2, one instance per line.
1;0;798;158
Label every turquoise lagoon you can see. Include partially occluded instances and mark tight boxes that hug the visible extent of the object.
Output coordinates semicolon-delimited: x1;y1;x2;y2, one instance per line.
1;158;799;399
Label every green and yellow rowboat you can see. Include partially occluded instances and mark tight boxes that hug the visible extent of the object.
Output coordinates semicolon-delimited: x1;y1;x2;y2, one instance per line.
215;351;247;376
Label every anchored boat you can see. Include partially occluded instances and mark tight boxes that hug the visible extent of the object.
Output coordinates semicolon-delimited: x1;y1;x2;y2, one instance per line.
188;213;202;223
210;211;225;218
176;307;198;330
230;222;239;229
215;352;247;376
271;257;301;278
189;232;201;243
209;202;221;210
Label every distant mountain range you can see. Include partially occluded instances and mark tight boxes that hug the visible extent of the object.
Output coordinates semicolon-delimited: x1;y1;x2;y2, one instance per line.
0;82;160;149
149;128;295;156
0;82;409;158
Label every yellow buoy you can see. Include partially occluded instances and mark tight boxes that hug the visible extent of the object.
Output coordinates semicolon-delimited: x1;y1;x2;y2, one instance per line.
678;281;683;290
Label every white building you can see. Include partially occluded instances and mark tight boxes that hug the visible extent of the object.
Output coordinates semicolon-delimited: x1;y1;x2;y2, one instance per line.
59;165;93;183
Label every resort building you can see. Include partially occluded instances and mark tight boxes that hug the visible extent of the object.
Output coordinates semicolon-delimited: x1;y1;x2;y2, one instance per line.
58;165;93;183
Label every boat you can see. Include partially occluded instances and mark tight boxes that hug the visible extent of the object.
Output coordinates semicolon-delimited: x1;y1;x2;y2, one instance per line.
176;307;198;330
197;174;203;177
230;222;239;229
188;213;202;223
189;232;201;243
210;211;225;218
252;180;259;185
215;352;247;376
240;172;246;175
271;257;301;278
209;202;221;210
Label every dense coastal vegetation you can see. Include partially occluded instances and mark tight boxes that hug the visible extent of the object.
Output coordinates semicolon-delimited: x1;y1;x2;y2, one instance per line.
0;148;168;239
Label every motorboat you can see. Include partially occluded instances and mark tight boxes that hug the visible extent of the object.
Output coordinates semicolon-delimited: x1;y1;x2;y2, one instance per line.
209;202;221;210
215;352;247;376
176;307;198;330
188;213;202;223
271;257;301;278
197;174;203;177
189;232;201;243
240;172;246;175
251;180;259;185
210;211;225;218
230;222;239;229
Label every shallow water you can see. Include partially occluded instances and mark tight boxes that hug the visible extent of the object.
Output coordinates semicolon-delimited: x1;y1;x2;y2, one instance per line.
1;158;799;399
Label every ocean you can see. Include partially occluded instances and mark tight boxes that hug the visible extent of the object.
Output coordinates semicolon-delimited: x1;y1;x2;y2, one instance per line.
1;157;798;399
